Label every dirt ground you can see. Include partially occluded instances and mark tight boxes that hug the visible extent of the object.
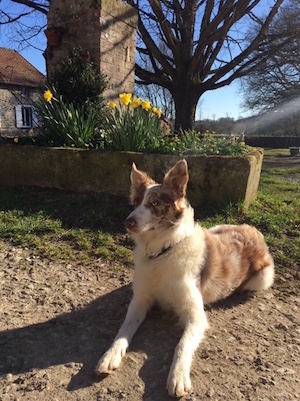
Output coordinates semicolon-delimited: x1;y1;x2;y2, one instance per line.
0;236;299;401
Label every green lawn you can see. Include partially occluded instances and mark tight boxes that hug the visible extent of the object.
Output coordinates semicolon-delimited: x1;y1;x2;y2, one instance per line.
263;148;291;157
0;154;299;279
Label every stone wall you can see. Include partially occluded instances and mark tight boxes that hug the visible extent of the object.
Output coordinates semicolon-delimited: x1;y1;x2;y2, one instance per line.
0;87;16;135
46;0;138;101
0;145;264;208
0;86;40;137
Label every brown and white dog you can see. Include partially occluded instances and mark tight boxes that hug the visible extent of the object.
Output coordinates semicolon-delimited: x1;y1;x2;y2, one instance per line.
95;159;274;397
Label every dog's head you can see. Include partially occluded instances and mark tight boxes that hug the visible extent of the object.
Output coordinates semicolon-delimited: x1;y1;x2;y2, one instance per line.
124;160;189;234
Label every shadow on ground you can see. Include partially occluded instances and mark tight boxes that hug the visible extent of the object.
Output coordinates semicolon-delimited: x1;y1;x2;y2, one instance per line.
0;285;253;398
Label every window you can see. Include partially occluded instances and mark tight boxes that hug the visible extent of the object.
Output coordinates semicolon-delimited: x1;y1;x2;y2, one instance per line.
15;105;38;129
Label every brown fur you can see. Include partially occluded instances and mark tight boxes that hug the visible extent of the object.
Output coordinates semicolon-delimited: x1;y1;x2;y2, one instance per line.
201;225;274;304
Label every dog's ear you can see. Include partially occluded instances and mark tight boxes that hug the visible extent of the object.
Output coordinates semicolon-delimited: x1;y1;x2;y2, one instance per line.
130;163;156;205
130;163;155;187
163;159;189;198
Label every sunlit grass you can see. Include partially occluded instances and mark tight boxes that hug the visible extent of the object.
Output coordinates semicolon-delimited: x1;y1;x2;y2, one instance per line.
263;148;291;157
0;190;133;266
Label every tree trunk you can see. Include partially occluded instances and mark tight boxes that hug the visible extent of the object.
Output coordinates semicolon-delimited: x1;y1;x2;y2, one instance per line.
173;88;200;132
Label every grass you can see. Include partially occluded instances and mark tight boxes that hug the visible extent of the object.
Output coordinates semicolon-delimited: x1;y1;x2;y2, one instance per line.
263;148;291;157
0;150;299;285
0;190;133;266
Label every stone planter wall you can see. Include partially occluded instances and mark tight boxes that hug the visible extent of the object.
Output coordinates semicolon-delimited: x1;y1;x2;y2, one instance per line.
0;145;264;208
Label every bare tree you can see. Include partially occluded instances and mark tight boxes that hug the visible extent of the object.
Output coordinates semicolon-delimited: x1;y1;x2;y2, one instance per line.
241;0;300;112
135;40;175;120
0;0;48;51
126;0;298;130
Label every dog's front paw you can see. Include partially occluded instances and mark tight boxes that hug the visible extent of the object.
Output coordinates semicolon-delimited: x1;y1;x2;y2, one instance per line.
167;366;191;398
95;341;127;375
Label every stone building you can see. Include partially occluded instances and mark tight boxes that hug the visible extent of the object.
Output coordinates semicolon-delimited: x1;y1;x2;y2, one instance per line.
0;48;45;137
45;0;138;101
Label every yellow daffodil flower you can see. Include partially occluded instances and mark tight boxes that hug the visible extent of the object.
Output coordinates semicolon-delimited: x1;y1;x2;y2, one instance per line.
156;108;162;118
131;98;141;108
43;89;53;102
141;99;151;111
119;93;132;106
108;101;117;109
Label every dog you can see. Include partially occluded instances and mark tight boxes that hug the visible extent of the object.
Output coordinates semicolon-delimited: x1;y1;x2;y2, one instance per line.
95;159;274;397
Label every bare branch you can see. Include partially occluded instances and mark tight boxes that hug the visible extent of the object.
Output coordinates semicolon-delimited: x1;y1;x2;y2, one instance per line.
10;0;49;15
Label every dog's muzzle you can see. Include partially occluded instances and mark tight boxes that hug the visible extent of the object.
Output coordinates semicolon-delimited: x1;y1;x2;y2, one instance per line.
124;216;137;232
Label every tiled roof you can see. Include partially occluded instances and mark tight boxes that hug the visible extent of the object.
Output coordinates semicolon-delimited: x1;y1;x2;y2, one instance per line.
0;48;45;87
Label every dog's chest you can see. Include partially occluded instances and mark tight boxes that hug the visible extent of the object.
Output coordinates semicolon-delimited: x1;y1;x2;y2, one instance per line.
133;233;205;310
134;255;179;309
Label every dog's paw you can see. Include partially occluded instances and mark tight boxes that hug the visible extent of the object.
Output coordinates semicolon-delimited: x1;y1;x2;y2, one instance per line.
95;342;127;375
167;366;191;398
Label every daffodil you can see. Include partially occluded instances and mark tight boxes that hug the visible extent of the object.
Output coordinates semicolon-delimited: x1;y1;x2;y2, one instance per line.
108;101;117;109
43;89;53;103
105;93;162;151
141;99;151;111
119;93;132;106
131;98;141;109
151;107;162;118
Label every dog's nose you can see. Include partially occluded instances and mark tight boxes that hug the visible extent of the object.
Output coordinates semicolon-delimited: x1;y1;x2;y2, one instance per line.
124;217;137;231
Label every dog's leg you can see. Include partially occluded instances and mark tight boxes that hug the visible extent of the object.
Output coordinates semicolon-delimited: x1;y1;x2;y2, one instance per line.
167;288;208;398
95;296;149;375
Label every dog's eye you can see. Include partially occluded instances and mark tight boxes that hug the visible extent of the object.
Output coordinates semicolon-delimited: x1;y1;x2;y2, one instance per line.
151;201;158;207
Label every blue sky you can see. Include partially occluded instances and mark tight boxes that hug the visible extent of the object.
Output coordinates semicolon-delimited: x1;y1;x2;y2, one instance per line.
0;0;249;121
199;84;246;120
